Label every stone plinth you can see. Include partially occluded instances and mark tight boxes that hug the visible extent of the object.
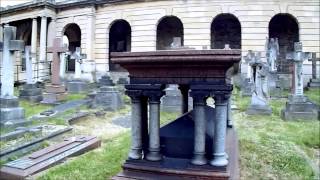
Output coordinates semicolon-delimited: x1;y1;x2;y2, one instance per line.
41;84;67;104
246;94;272;115
92;86;124;111
307;78;320;89
0;96;26;127
98;75;114;87
281;95;319;120
19;84;43;102
66;80;88;93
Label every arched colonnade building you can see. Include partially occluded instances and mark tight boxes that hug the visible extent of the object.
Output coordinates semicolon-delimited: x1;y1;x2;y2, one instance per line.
0;0;319;84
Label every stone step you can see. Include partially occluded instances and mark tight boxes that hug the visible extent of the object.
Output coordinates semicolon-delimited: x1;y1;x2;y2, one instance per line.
19;88;42;96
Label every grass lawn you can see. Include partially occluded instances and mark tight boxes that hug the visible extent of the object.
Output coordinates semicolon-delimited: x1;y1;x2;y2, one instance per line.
35;89;319;180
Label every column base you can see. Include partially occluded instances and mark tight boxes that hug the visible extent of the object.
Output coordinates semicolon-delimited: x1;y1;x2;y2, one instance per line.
146;151;162;161
128;149;143;160
191;153;207;165
210;153;228;167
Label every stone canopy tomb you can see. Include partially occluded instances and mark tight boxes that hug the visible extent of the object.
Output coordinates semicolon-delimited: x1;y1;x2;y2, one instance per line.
111;49;241;179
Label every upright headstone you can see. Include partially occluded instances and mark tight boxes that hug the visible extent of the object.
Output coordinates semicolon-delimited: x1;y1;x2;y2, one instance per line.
281;42;318;120
307;53;320;89
66;47;88;93
246;51;272;115
0;25;26;127
91;86;124;111
241;50;255;96
41;38;68;104
98;75;114;87
161;84;193;113
19;46;43;102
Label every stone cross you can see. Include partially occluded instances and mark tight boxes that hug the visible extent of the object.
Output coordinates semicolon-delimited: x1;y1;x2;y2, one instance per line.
70;47;87;79
286;42;312;96
47;38;68;85
1;25;24;97
308;52;320;79
24;46;36;84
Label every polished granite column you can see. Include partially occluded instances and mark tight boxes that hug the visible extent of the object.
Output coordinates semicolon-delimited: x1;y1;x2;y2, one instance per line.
126;90;143;160
145;90;164;161
190;90;208;165
211;92;230;166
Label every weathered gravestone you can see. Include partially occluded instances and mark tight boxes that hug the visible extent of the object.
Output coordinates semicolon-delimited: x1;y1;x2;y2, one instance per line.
307;52;320;89
91;86;124;111
41;38;68;104
0;25;26;127
111;49;241;179
281;42;319;120
19;46;43;102
246;51;272;115
66;47;88;93
98;74;114;87
0;136;101;180
241;50;255;96
161;84;193;113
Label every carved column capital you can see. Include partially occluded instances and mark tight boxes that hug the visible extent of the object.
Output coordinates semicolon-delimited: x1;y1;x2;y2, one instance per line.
125;90;142;103
144;90;165;104
213;91;231;105
190;90;209;106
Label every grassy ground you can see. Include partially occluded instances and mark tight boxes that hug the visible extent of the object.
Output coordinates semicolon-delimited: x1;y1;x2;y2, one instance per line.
12;89;320;180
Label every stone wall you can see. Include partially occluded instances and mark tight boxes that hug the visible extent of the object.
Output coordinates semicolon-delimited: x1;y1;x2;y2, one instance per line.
0;0;319;83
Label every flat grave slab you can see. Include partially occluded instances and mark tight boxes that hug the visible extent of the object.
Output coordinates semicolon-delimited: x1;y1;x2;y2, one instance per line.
0;135;101;180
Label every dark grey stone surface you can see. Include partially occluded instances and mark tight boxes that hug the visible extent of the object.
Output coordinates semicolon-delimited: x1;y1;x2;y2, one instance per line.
307;78;320;89
66;80;88;93
240;78;253;97
91;86;124;111
98;75;114;87
281;95;319;120
0;96;26;127
161;85;193;112
19;84;43;102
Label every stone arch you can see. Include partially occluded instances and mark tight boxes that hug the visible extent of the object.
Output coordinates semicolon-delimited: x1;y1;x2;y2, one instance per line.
108;19;131;71
211;13;241;49
62;23;82;72
269;13;299;73
156;16;184;50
